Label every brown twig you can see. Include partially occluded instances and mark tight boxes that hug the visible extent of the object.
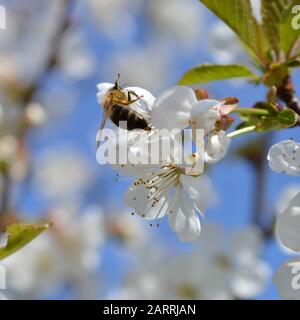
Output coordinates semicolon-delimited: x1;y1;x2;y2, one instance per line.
277;75;300;125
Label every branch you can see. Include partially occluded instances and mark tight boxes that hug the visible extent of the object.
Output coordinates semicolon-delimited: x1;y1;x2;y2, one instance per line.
277;76;300;125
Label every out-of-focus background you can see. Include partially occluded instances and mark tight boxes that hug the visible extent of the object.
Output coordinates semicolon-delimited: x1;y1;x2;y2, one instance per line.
0;0;299;300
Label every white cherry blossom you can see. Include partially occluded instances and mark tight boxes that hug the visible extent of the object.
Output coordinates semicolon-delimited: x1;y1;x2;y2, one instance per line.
276;192;300;252
267;139;300;175
274;192;300;299
151;86;221;133
274;258;300;300
123;161;216;241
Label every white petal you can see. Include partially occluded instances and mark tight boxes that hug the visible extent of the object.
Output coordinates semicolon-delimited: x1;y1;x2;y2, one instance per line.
124;182;168;220
125;86;155;123
180;174;217;214
96;82;114;104
0;231;8;249
231;256;271;299
191;99;220;133
205;131;230;164
151;86;197;130
276;185;300;215
168;190;201;242
274;258;300;300
267;140;300;176
276;192;300;252
97;128;158;176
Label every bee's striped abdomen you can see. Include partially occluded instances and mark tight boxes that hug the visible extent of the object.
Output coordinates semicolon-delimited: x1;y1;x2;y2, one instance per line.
111;104;149;130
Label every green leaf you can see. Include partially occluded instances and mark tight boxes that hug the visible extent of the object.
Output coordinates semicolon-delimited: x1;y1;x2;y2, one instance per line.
178;64;258;85
261;0;291;54
277;108;298;127
286;58;300;68
280;1;300;59
236;103;297;132
0;223;51;261
199;0;268;64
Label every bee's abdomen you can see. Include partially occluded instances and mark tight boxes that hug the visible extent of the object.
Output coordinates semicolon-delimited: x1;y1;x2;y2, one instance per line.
111;105;149;130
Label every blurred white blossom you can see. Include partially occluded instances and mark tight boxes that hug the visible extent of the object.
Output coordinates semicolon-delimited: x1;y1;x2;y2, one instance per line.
23;103;47;127
34;147;95;201
147;0;204;48
58;30;96;80
110;271;160;300
209;22;250;66
105;210;147;249
3;205;105;298
113;224;270;299
87;0;141;41
0;0;64;84
193;224;271;299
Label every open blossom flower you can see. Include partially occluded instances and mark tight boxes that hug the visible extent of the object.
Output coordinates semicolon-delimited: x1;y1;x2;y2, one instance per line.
151;86;233;163
267;139;300;175
97;125;215;242
95;82;236;241
274;192;300;299
125;169;216;242
112;133;216;241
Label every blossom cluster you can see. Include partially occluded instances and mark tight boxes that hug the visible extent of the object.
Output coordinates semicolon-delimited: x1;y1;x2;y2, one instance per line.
96;83;236;241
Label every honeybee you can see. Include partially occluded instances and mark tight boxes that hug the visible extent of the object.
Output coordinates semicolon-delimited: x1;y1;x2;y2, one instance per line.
97;75;151;145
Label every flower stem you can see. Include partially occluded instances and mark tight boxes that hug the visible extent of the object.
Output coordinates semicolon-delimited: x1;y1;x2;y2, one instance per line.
227;125;256;139
233;108;270;116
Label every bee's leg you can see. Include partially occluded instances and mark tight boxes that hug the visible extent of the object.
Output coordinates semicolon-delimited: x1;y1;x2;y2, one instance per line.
126;91;144;104
127;90;139;101
96;112;108;149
